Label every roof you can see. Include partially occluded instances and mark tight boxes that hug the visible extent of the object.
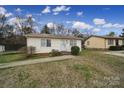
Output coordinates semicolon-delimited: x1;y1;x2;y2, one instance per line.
87;35;124;40
25;34;83;40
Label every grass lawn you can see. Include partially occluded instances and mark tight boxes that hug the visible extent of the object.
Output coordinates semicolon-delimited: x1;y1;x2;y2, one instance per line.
0;50;124;88
0;53;46;64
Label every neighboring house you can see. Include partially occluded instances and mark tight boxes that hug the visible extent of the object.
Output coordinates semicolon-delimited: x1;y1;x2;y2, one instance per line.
84;35;124;49
25;34;82;54
0;45;5;52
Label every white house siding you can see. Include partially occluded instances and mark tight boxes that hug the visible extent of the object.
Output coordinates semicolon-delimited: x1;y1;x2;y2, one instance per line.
0;45;5;52
27;37;81;53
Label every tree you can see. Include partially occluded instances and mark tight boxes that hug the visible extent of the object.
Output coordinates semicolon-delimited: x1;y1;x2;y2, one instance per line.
107;32;115;36
120;29;124;37
41;25;50;34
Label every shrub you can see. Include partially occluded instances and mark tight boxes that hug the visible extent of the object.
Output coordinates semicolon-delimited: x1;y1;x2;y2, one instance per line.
50;49;62;57
27;46;36;57
109;46;122;51
121;45;124;50
71;46;80;55
18;46;27;53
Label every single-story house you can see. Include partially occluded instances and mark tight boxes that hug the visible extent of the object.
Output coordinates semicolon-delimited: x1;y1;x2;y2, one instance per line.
84;35;124;49
0;45;5;52
25;34;82;54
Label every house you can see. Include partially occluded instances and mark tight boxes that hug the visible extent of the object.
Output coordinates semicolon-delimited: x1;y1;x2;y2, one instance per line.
25;34;82;54
0;45;5;52
84;35;124;49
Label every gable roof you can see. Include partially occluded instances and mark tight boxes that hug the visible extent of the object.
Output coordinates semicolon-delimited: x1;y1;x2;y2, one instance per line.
87;35;124;40
25;34;83;40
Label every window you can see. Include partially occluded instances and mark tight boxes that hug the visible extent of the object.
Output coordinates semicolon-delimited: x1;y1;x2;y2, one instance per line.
41;39;46;47
122;40;124;45
47;39;51;47
87;41;90;45
41;39;51;47
108;39;114;45
70;40;77;46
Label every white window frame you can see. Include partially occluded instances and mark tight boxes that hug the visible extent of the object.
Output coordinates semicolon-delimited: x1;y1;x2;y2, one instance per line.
108;39;114;45
41;39;51;47
70;40;77;46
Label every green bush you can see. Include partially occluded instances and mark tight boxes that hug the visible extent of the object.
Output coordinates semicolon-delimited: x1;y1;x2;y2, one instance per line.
50;49;62;57
121;45;124;50
71;46;80;55
109;46;122;50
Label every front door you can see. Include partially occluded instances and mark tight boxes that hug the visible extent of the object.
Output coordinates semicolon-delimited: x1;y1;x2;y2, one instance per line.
116;39;119;46
60;40;67;51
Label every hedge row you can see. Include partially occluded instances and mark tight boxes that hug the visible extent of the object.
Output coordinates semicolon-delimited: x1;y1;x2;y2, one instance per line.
109;45;124;50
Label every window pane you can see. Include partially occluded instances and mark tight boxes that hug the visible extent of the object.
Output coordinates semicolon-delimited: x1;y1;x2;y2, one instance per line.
47;39;51;47
87;41;90;45
70;40;77;46
108;39;114;45
122;40;124;45
41;39;46;47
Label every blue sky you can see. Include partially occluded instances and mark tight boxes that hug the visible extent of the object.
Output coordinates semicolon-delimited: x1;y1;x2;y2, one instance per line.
1;5;124;36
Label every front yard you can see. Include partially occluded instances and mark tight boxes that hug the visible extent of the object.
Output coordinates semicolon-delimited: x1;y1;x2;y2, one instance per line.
0;50;124;88
0;52;46;63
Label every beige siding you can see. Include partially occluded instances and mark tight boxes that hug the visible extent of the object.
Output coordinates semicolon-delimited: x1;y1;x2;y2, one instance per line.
85;36;124;49
84;37;106;49
27;38;81;53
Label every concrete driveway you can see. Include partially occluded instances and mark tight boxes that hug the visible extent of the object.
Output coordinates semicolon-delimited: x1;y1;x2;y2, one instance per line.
104;51;124;57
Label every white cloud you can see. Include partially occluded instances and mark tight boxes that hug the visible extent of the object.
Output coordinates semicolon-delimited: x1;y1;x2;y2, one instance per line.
93;18;106;25
52;6;71;13
53;12;59;15
77;12;83;16
72;21;93;30
66;21;71;24
103;8;110;10
103;23;124;28
26;14;32;17
47;22;57;29
102;23;113;28
65;13;70;15
15;8;22;12
92;28;101;32
0;7;6;15
42;6;51;14
8;17;20;26
5;12;13;17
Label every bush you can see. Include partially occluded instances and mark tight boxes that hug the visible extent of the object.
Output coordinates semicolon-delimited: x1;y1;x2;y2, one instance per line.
50;49;62;57
18;46;27;53
109;46;122;51
121;45;124;50
71;46;80;55
27;46;36;57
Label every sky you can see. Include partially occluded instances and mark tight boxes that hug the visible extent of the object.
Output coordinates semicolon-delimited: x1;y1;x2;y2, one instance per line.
1;5;124;36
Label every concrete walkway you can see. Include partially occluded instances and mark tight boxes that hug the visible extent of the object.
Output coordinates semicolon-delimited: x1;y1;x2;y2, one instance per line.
0;55;74;69
104;51;124;57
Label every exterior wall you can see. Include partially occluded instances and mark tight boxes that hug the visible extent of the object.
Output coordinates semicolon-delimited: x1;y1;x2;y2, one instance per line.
105;39;115;48
27;37;82;53
85;36;124;49
84;37;106;49
0;45;5;52
105;39;124;48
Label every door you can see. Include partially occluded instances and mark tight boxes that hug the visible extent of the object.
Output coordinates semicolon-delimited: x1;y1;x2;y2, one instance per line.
116;39;119;46
60;40;67;51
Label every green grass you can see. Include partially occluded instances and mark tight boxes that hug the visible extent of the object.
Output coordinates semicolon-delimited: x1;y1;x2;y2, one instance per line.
0;53;46;63
0;50;123;87
0;53;26;63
